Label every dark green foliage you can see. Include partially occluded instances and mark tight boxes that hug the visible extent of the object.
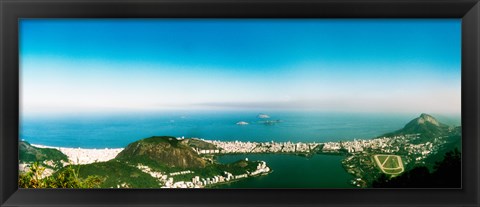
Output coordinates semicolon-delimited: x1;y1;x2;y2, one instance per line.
19;136;264;188
68;158;260;188
422;132;461;170
181;138;217;150
19;141;68;164
72;160;161;188
193;160;260;178
18;162;101;188
431;148;461;187
117;154;177;172
224;160;259;174
372;167;431;188
139;136;180;146
116;136;208;169
372;149;461;188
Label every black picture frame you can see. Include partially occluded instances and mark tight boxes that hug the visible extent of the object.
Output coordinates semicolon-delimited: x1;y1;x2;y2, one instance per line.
1;0;479;206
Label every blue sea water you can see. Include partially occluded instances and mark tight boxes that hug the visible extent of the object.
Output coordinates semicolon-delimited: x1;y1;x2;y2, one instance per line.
20;111;459;149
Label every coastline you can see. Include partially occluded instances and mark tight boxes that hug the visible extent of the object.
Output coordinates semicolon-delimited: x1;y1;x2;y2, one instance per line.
209;171;273;189
31;144;124;165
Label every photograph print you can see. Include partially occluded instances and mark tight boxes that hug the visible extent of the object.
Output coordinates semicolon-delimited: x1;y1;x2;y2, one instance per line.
19;19;461;189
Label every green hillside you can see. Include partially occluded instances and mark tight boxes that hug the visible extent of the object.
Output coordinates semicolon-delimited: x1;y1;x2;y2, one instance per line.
115;136;208;169
422;126;461;169
72;136;262;188
19;141;68;165
381;113;451;144
181;138;217;150
71;160;161;188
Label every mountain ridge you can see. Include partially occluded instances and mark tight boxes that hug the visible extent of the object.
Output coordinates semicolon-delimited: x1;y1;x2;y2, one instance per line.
19;141;68;164
381;113;451;143
115;136;208;169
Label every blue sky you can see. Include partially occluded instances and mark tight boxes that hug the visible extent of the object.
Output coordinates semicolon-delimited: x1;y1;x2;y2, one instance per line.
20;19;461;115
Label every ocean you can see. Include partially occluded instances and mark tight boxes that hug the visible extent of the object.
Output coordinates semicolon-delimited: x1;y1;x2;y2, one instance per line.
19;111;459;148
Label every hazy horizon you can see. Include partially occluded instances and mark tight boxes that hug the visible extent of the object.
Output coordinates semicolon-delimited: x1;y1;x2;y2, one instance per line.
20;19;461;116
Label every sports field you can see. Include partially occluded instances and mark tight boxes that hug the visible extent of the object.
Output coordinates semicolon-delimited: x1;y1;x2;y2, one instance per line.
373;154;404;175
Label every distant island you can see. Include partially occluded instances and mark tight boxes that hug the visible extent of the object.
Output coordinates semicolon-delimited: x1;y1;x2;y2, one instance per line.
259;119;282;125
19;113;461;188
257;113;270;119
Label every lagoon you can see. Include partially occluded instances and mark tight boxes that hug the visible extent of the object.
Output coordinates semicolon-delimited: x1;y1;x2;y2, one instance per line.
216;154;354;188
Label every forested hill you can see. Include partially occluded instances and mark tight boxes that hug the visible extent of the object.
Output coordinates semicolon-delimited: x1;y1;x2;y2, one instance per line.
381;113;454;144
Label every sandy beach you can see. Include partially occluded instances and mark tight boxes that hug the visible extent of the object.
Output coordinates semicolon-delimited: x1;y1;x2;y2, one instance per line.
31;144;124;165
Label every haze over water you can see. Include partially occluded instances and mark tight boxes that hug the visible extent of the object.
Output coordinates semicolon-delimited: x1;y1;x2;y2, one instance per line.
20;111;460;148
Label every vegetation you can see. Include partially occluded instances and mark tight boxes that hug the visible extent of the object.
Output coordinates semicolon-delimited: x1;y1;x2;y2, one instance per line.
116;136;208;169
381;113;451;144
193;160;260;178
181;138;217;150
372;148;461;188
73;160;161;188
70;137;260;188
19;162;101;188
19;141;68;166
422;128;461;170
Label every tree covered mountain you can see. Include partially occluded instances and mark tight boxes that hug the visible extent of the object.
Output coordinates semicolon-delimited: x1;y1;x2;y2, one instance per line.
76;137;261;188
115;136;208;169
381;113;453;144
19;141;67;164
370;114;462;188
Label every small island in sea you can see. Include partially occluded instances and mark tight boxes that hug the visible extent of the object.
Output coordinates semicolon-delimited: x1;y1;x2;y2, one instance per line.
19;113;461;188
257;113;270;119
236;121;249;125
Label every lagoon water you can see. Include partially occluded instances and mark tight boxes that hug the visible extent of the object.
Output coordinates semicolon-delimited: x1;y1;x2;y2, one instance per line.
20;111;459;148
216;154;354;188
